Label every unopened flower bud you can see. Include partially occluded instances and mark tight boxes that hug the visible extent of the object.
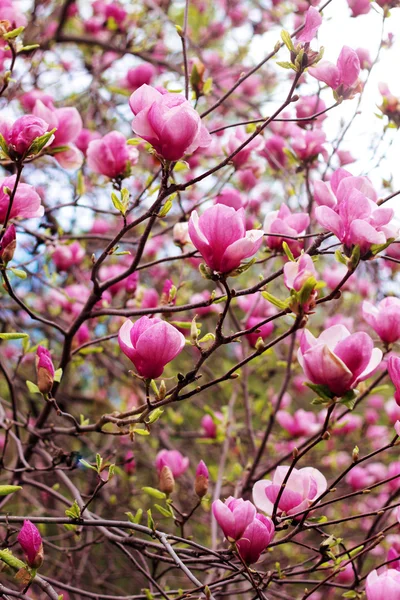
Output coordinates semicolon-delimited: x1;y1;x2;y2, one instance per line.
352;445;359;462
17;520;44;568
0;224;16;264
194;460;209;498
158;380;166;400
159;465;175;495
35;346;55;395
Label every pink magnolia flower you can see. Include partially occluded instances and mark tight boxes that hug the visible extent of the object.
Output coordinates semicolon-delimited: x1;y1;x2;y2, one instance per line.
118;316;185;379
298;324;382;397
212;497;256;541
124;64;156;91
215;188;244;210
365;569;400;599
253;466;327;516
36;346;55;395
245;316;274;347
346;465;376;491
195;460;209;497
201;412;223;438
348;0;371;17
55;145;83;170
284;254;318;292
75;128;102;155
356;47;373;70
314;169;397;255
51;242;85;271
225;128;263;169
261;135;288;170
155;449;189;477
17;520;43;568
291;128;326;162
0;175;43;222
264;204;310;257
387;547;400;571
188;204;264;274
20;90;54;112
129;84;211;161
0;0;27;28
123;450;136;475
385;398;400;424
87;131;138;179
0;115;49;157
388;356;400;406
296;7;322;42
276;409;319;437
337;150;355;166
236;514;275;564
362;298;400;344
33;100;82;147
309;46;361;97
295;95;327;125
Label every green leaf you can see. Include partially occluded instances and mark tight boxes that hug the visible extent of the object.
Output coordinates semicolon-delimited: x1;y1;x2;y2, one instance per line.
261;290;289;310
0;332;28;340
335;249;347;265
9;267;27;279
348;545;364;557
78;346;103;355
154;503;173;518
280;29;295;51
79;459;97;471
53;368;62;383
339;389;358;410
126;509;143;524
370;239;394;256
65;500;81;519
298;276;317;305
26;380;41;394
0;485;22;496
147;509;155;530
3;26;25;40
276;61;296;70
158;200;173;218
342;592;357;599
305;382;335;401
20;44;40;52
28;128;57;155
282;241;295;261
170;321;194;329
203;77;213;95
146;408;164;424
133;428;150;436
142;487;167;500
198;333;215;343
80;414;90;426
0;133;9;156
0;549;25;570
174;161;189;172
96;453;103;472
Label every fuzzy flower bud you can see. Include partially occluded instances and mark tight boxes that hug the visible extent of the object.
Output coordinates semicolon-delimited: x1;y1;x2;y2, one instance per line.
159;465;175;495
35;346;55;395
194;460;209;498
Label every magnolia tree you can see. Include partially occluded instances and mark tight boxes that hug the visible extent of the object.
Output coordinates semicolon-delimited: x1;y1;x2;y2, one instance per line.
1;0;400;599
